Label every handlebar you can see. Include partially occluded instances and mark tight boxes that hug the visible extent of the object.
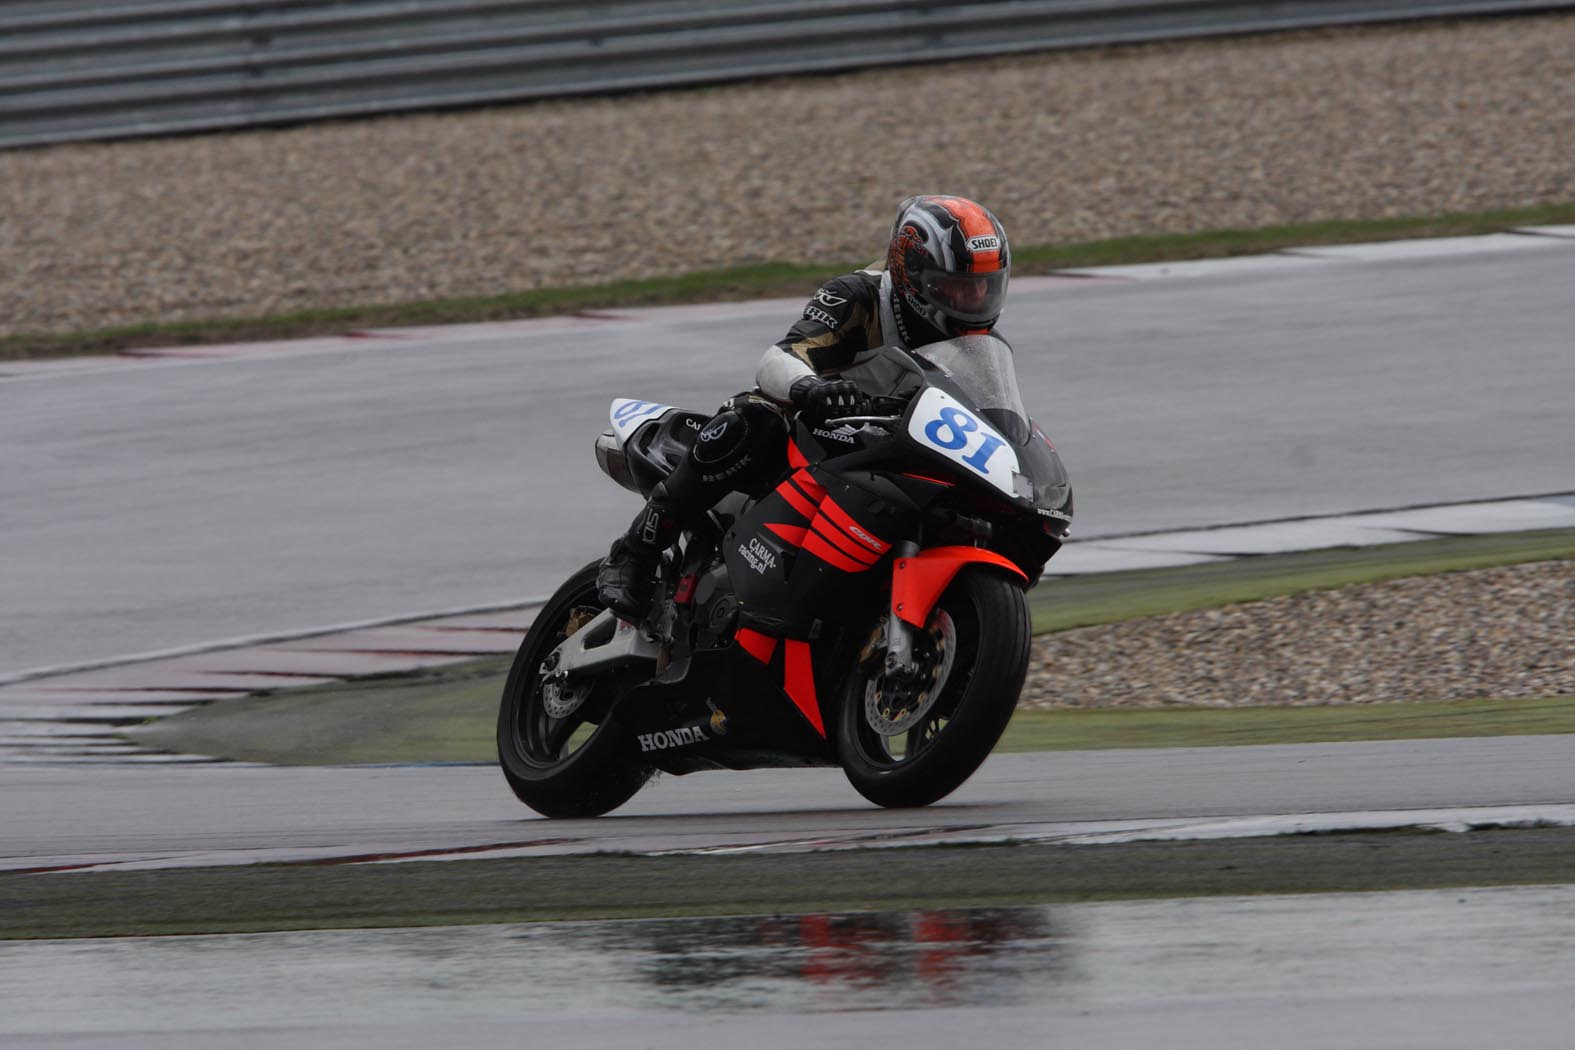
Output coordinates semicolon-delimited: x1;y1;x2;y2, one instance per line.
822;394;910;428
869;394;912;415
823;414;901;427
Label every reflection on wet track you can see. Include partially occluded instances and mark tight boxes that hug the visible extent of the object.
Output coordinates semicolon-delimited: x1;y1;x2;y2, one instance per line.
0;907;1062;1032
5;885;1574;1041
613;908;1062;1013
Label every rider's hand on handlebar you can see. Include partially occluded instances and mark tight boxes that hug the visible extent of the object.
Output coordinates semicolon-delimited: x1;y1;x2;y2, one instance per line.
790;376;870;423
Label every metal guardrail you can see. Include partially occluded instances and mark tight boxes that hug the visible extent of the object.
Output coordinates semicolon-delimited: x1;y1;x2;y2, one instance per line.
1;0;1569;150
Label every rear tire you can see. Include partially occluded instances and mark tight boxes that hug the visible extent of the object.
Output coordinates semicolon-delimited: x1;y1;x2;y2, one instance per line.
837;568;1030;808
497;560;654;818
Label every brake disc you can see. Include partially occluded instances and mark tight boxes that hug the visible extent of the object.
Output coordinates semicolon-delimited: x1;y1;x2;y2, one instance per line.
864;609;957;736
540;673;586;719
540;608;598;719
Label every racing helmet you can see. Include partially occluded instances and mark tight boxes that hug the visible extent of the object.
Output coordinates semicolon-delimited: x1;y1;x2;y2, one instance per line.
886;195;1010;338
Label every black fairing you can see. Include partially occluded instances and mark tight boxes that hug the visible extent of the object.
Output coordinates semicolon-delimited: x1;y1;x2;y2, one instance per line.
594;334;1071;773
722;462;921;639
613;645;840;774
1018;424;1073;522
826;339;1074;580
624;410;709;495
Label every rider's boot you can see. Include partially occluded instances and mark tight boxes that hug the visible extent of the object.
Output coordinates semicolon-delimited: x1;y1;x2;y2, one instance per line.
596;453;726;621
596;479;685;622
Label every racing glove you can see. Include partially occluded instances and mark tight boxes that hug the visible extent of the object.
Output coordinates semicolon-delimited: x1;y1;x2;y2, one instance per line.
789;376;869;423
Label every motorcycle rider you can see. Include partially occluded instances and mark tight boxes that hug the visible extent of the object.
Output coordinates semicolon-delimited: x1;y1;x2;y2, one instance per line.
596;194;1012;621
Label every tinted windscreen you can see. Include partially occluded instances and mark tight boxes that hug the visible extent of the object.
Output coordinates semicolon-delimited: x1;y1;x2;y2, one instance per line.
911;335;1030;444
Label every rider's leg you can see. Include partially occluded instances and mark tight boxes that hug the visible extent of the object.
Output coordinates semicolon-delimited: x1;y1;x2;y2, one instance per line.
597;394;787;620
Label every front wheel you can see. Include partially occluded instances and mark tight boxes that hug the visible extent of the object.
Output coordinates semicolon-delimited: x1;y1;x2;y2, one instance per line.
837;568;1031;808
497;560;654;818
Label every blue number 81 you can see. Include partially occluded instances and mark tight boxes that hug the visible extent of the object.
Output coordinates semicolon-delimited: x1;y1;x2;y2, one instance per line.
925;405;1006;474
614;400;658;425
925;406;977;450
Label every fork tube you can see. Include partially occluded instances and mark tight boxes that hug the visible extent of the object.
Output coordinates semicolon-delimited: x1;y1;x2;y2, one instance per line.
885;541;921;675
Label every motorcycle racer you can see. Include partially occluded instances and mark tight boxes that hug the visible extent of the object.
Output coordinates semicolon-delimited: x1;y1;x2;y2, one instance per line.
596;194;1012;621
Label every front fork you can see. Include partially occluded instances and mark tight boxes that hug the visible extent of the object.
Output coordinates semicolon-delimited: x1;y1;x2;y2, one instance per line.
883;541;921;677
884;541;1031;677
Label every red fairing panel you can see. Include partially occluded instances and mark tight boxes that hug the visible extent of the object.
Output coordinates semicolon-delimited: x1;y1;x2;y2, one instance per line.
735;627;780;665
891;546;1028;628
782;639;826;737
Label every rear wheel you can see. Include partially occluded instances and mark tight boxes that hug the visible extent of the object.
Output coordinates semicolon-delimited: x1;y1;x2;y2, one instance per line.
837;568;1030;808
497;560;654;818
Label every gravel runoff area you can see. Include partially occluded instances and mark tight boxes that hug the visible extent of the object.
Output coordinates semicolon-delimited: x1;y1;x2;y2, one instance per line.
3;13;1574;338
1020;561;1575;710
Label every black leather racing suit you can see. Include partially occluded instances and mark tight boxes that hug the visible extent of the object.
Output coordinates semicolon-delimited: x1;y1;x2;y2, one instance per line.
597;267;977;617
726;265;962;483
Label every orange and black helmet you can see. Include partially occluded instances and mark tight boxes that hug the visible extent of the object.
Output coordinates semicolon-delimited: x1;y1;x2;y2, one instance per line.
887;195;1010;338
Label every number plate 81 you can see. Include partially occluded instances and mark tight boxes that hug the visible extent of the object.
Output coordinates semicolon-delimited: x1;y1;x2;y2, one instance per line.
906;387;1021;497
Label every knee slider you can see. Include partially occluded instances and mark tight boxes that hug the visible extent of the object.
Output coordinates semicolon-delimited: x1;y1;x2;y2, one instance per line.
691;409;751;470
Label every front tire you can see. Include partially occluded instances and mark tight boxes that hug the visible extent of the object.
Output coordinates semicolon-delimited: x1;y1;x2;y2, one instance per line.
837;568;1030;808
497;560;654;818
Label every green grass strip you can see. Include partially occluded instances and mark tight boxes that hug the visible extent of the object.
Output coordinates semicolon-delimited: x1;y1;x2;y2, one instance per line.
130;657;511;767
6;201;1574;361
1010;201;1575;270
0;261;838;361
6;829;1574;940
1027;526;1575;632
129;529;1575;767
1000;696;1575;752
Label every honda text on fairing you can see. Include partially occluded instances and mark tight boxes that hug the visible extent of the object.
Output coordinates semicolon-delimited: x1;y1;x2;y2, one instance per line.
497;335;1071;817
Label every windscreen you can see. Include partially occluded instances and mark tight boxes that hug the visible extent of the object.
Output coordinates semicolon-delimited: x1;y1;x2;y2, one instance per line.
911;334;1031;444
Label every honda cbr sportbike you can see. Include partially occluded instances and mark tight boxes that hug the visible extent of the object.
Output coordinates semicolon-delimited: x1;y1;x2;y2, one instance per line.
498;335;1072;817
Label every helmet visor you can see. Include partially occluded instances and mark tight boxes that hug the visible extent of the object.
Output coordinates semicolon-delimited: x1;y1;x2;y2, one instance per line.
921;269;1008;325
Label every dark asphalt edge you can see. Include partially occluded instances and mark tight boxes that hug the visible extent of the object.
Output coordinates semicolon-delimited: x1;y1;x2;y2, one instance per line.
5;827;1574;940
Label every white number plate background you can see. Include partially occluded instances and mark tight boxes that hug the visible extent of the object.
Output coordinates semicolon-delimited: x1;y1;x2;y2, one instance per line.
608;398;675;442
906;387;1021;497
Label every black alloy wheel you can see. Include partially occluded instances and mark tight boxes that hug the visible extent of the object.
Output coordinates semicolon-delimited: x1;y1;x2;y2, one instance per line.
837;567;1030;808
497;560;653;818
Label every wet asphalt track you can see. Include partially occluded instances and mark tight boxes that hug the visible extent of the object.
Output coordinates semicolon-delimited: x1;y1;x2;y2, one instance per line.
4;739;1575;1045
4;236;1574;677
6;736;1575;871
6;886;1575;1049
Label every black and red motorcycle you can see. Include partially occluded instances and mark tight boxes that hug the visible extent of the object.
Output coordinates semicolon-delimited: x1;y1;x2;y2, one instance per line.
498;335;1071;817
